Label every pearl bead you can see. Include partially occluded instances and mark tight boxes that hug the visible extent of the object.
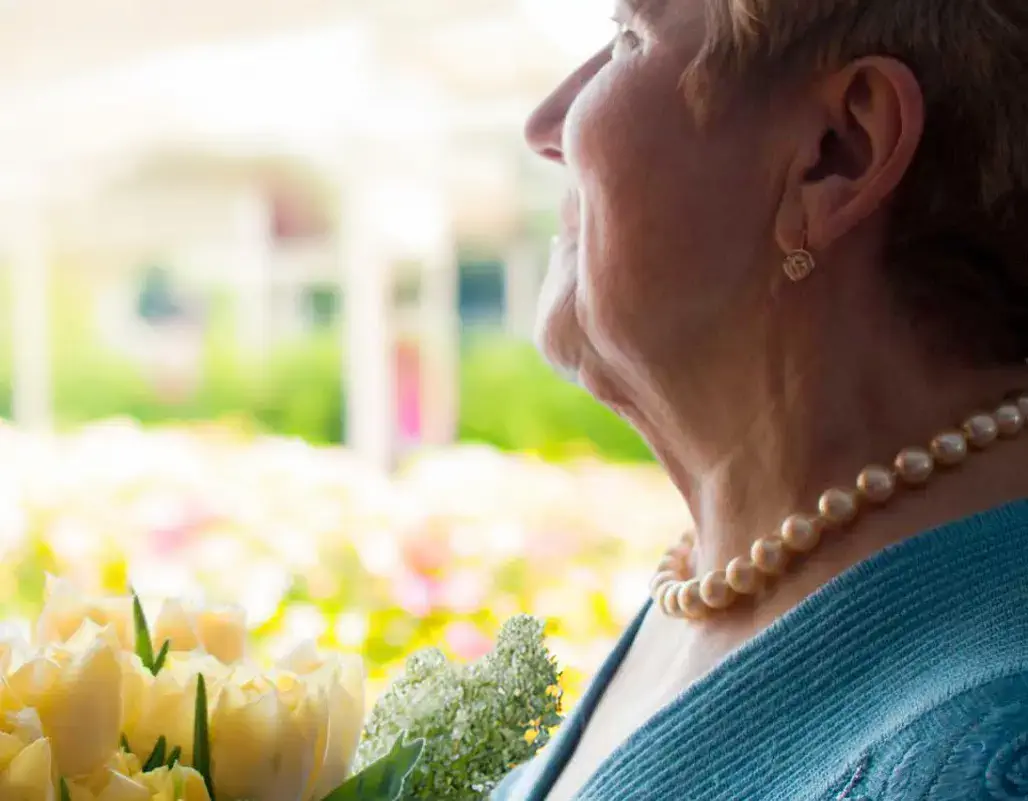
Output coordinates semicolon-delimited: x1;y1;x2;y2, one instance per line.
995;404;1024;437
818;488;859;527
726;557;761;595
658;582;681;616
857;465;895;504
649;570;677;599
895;447;934;485
751;537;788;575
930;431;968;466
700;571;735;609
676;580;707;619
963;414;999;449
781;514;821;552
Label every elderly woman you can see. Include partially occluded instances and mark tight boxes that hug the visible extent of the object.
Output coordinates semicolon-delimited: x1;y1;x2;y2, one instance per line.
493;1;1028;799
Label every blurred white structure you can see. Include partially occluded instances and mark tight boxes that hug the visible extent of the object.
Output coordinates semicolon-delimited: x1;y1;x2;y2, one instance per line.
0;0;603;467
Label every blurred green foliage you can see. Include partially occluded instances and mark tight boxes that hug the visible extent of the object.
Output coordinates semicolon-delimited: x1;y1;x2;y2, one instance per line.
0;272;651;462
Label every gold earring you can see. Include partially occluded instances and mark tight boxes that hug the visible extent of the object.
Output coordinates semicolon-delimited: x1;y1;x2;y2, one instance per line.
782;238;816;282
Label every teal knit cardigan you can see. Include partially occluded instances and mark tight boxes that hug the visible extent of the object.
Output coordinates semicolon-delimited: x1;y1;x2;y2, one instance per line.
493;499;1028;800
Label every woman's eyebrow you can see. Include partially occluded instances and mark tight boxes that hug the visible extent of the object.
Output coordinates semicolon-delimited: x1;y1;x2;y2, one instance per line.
622;0;670;23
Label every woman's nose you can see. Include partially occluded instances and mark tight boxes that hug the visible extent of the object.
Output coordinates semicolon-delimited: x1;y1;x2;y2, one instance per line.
524;94;568;165
524;48;610;165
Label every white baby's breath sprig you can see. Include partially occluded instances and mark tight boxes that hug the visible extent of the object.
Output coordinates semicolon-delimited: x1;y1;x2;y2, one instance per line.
357;615;563;800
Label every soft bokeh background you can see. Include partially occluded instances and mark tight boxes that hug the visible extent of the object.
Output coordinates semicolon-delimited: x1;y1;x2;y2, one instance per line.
0;0;688;706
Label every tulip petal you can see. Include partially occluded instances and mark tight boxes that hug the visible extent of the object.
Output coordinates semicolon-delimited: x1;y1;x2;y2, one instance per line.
0;737;54;801
94;771;150;801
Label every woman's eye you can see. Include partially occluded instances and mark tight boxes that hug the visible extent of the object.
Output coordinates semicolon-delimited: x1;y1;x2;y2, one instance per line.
612;22;643;57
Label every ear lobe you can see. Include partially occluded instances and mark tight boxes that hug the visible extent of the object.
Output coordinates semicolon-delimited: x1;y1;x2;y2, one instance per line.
801;56;925;251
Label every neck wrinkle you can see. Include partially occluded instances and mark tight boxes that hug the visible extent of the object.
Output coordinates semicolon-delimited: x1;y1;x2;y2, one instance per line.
639;315;1028;581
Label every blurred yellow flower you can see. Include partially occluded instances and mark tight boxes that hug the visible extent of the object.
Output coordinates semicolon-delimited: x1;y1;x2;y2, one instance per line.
5;622;122;779
36;578;135;652
152;601;246;665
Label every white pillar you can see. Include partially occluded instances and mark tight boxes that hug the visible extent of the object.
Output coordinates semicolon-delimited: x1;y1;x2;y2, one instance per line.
419;222;460;447
234;190;273;358
10;193;52;431
340;174;395;470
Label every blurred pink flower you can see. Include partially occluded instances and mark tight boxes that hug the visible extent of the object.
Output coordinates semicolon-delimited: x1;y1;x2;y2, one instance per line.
150;523;191;556
438;570;488;614
444;621;493;662
394;571;437;617
522;528;581;566
400;527;453;576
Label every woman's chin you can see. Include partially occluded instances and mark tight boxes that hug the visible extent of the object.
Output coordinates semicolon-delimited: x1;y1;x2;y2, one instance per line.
534;294;585;376
535;327;583;381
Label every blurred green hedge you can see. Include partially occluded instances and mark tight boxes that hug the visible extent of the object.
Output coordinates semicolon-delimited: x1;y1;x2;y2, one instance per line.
0;279;651;462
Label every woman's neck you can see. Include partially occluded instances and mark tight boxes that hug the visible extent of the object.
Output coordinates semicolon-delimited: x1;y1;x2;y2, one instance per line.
633;330;1028;591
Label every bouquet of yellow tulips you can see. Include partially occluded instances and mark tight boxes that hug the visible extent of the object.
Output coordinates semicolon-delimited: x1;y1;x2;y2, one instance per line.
0;579;425;801
0;578;562;801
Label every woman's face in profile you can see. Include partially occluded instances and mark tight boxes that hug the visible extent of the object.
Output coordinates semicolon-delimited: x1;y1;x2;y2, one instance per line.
525;1;781;405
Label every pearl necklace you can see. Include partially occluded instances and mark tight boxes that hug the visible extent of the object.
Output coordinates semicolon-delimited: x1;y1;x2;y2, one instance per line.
650;393;1028;619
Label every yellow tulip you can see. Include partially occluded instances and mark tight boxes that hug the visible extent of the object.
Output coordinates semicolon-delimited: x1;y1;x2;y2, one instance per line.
105;749;142;779
66;770;150;801
0;737;54;801
280;642;365;799
135;765;211;801
35;578;134;652
207;671;327;801
0;629;31;675
6;622;122;779
120;653;230;766
152;601;247;665
3;708;46;746
66;763;211;801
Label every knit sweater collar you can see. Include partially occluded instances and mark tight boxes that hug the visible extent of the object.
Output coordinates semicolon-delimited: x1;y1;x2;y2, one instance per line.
525;499;1028;800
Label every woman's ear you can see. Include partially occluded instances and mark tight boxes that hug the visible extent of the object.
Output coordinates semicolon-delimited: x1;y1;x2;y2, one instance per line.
775;56;925;253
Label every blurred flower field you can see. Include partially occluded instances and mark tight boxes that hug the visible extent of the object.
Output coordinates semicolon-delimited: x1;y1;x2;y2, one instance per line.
0;420;686;706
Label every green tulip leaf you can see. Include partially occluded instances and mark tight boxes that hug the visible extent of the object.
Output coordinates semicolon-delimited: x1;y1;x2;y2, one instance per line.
193;673;214;799
143;735;168;772
319;737;424;801
131;588;156;673
152;639;171;675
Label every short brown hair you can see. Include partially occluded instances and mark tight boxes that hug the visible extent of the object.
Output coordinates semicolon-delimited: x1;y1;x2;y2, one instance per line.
687;0;1028;364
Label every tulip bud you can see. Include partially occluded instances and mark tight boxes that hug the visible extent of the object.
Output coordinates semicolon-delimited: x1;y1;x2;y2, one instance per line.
280;643;365;799
152;602;246;665
36;578;134;652
208;674;324;801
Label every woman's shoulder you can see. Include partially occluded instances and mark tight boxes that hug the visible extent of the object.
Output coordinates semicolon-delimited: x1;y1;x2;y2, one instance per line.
821;669;1028;800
